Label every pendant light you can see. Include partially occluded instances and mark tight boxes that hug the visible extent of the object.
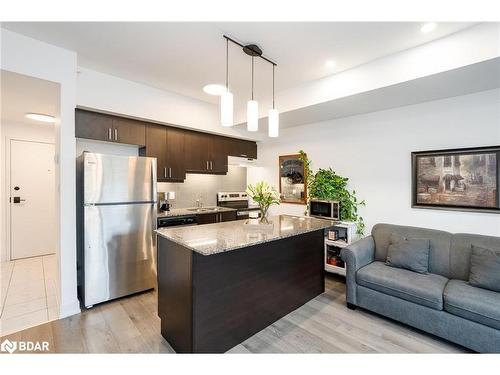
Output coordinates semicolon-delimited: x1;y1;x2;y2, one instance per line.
220;38;233;127
268;65;279;137
247;56;258;132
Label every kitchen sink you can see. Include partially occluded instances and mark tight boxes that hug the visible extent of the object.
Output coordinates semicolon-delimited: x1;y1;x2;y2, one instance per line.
187;207;222;212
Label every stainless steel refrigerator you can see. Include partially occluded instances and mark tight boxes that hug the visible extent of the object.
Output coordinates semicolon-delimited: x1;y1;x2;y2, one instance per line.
76;152;157;308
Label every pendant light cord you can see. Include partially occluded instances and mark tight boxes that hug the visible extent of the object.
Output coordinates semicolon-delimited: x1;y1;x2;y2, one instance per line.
272;65;275;109
251;56;254;100
225;38;229;90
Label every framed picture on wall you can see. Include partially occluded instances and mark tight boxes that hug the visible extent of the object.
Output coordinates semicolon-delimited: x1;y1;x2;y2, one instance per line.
279;154;307;204
411;145;500;213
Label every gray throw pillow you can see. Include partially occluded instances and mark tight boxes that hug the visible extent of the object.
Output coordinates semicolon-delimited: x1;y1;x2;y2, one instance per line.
469;245;500;293
385;233;430;274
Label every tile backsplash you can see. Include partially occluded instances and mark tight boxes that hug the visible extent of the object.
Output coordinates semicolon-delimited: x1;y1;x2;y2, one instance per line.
157;166;247;209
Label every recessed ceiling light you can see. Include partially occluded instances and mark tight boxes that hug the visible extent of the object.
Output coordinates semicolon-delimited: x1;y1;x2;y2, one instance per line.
203;84;227;96
25;113;56;123
421;22;437;33
325;60;336;68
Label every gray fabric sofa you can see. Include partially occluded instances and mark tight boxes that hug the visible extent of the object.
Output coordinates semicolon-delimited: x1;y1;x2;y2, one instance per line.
340;223;500;353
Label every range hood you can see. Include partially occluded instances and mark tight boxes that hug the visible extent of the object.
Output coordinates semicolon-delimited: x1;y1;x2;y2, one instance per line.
228;155;259;168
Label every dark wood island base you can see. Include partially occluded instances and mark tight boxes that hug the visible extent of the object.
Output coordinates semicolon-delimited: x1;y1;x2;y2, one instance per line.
157;229;326;353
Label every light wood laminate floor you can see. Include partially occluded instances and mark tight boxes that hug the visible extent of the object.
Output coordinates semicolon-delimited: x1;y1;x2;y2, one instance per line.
0;275;468;353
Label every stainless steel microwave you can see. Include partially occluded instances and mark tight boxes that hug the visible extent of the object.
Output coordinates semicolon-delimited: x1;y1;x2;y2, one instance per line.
308;199;340;220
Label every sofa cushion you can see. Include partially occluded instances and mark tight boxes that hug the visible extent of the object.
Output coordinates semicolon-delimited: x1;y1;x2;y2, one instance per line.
372;224;452;278
356;261;448;310
444;279;500;330
469;245;500;293
450;233;500;281
386;234;430;274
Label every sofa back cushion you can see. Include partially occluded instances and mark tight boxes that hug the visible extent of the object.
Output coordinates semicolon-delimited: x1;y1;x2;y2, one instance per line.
450;233;500;281
372;223;452;278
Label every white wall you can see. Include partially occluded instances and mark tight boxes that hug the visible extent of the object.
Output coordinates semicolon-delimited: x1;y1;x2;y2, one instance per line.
249;89;500;237
1;28;80;318
77;67;256;140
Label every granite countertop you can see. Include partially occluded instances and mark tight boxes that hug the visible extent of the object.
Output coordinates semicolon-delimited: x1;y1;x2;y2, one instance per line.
157;206;237;218
155;214;336;256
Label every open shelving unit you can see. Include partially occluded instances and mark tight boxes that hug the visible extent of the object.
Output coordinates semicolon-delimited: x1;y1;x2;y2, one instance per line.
324;221;358;276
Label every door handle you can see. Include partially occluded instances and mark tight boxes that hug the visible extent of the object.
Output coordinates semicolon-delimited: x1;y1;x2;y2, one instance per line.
114;128;118;141
206;161;209;170
164;167;167;178
210;161;213;170
108;128;112;140
169;167;172;178
12;197;26;203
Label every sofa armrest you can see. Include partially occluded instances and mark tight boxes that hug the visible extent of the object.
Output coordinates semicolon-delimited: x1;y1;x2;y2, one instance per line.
340;235;375;306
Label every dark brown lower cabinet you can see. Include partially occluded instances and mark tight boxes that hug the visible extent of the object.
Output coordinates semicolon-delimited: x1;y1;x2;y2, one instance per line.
195;211;236;224
196;213;218;225
157;230;325;353
220;210;237;222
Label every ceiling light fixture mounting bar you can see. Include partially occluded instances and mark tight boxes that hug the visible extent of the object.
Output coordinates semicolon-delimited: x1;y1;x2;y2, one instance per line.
223;35;277;66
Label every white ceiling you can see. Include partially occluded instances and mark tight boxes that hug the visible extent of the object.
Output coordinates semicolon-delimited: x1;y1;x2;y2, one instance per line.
1;70;60;125
2;22;476;114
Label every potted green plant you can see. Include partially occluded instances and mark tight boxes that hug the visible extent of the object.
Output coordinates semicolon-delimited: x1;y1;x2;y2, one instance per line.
298;151;366;235
246;181;280;223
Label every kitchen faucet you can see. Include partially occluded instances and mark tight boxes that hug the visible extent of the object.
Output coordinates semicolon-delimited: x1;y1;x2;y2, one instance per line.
196;196;203;208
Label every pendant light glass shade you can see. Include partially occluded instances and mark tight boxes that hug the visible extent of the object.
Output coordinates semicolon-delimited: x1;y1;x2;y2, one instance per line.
220;91;233;127
247;100;258;131
268;108;279;137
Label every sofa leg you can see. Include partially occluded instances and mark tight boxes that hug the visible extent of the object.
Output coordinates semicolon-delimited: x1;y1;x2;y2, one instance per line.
347;303;357;310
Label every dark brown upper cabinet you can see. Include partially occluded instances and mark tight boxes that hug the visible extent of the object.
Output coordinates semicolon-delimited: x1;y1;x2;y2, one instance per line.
112;117;146;146
209;135;228;174
226;138;257;159
142;124;185;182
76;109;257;181
165;127;186;181
75;109;146;146
184;132;229;174
75;109;113;141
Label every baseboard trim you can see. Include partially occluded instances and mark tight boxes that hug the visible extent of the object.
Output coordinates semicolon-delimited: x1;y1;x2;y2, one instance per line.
59;300;81;319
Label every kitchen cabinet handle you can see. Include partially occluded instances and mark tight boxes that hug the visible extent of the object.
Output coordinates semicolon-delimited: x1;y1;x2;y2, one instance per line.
169;167;172;178
210;161;213;170
114;128;118;141
164;167;167;178
206;161;209;170
108;128;112;140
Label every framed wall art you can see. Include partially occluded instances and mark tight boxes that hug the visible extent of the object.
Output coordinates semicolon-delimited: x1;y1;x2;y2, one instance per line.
411;145;500;213
279;154;307;204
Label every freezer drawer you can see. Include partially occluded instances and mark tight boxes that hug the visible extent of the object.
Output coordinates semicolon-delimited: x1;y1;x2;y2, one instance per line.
83;152;157;204
82;203;156;307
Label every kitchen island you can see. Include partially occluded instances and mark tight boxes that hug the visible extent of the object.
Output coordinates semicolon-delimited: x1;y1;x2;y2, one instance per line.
155;214;335;353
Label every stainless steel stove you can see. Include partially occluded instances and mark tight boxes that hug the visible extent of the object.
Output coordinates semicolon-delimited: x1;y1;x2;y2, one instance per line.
217;192;260;220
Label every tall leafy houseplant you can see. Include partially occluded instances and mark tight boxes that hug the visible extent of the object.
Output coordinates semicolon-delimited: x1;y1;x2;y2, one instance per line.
246;181;280;223
299;151;366;234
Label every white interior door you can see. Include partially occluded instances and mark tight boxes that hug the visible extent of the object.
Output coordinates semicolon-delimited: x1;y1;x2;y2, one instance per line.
10;139;56;260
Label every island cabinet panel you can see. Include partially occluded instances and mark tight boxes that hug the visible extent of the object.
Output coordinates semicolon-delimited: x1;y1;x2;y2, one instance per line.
157;236;194;353
157;230;325;353
196;213;218;225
